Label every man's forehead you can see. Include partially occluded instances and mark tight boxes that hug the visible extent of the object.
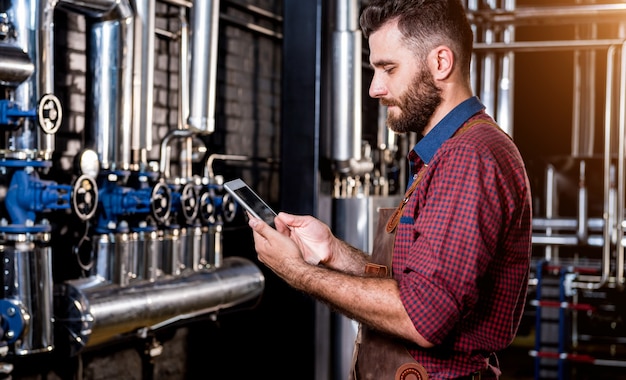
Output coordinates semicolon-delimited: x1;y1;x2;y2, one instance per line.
368;22;412;66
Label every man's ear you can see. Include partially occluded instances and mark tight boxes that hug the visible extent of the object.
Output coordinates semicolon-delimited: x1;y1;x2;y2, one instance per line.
428;45;454;80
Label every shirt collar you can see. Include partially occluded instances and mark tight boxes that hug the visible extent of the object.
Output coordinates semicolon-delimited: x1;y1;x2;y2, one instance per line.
413;96;485;164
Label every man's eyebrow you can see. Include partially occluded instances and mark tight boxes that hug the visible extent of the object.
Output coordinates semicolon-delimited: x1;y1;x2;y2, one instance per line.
370;59;395;69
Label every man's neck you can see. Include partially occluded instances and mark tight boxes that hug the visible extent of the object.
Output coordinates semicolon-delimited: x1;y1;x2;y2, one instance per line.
422;87;474;137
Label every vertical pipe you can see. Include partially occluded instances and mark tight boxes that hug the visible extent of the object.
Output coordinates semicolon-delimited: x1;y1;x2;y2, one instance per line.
533;261;545;380
188;0;220;134
596;46;616;289
69;1;136;171
179;7;189;131
496;0;515;137
557;269;567;379
376;103;392;196
88;16;134;170
545;165;555;262
571;10;597;157
330;0;361;172
178;7;193;180
40;0;58;159
3;246;55;355
615;41;626;286
577;160;588;243
2;0;56;357
479;0;497;122
9;0;57;160
467;0;479;94
132;0;156;159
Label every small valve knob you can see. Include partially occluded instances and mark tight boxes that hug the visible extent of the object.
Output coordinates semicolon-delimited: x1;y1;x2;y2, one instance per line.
71;175;98;221
37;94;62;134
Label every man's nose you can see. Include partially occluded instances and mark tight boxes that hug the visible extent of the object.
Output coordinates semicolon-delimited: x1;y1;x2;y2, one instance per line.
368;75;387;98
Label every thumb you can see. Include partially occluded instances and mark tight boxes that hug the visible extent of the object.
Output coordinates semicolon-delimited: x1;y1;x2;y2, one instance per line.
248;216;269;236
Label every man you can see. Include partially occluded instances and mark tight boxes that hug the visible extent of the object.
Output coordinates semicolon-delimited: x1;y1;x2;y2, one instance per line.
248;0;532;378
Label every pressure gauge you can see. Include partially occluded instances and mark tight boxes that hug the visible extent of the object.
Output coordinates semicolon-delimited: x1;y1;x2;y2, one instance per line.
77;149;100;178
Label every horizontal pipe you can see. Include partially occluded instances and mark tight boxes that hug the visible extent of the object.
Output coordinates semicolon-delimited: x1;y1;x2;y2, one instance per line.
55;256;264;355
468;4;626;26
474;39;625;53
158;0;191;8
0;43;34;87
220;13;283;39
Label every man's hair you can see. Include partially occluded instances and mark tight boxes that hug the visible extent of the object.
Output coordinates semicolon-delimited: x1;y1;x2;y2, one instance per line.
360;0;473;77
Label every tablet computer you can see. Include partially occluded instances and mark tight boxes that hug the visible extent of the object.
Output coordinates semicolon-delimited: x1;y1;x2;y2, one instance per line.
224;178;277;228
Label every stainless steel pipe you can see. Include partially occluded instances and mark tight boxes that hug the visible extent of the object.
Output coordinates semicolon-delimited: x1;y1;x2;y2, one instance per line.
5;0;57;160
58;0;135;171
131;0;156;156
56;256;264;355
330;0;363;175
0;43;34;86
188;0;221;133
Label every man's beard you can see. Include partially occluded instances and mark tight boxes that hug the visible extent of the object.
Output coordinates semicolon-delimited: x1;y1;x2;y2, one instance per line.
383;69;442;135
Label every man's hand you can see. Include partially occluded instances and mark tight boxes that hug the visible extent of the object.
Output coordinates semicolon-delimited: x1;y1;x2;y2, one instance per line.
273;212;334;265
248;216;306;280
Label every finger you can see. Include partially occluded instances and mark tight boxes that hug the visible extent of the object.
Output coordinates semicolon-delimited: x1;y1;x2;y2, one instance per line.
248;216;269;235
276;212;306;227
274;217;292;234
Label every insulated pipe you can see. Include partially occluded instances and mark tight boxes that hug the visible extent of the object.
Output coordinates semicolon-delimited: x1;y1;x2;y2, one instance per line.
188;0;220;134
58;0;135;171
56;256;264;355
330;0;363;174
7;0;57;160
131;0;156;156
0;43;34;86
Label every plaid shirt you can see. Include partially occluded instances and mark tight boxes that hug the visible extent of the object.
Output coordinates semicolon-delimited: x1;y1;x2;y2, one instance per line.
394;98;532;379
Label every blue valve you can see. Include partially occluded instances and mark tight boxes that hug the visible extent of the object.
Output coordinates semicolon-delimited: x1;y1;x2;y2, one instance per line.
0;95;62;134
169;183;198;224
2;170;72;233
0;100;35;129
96;178;171;233
0;300;24;344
